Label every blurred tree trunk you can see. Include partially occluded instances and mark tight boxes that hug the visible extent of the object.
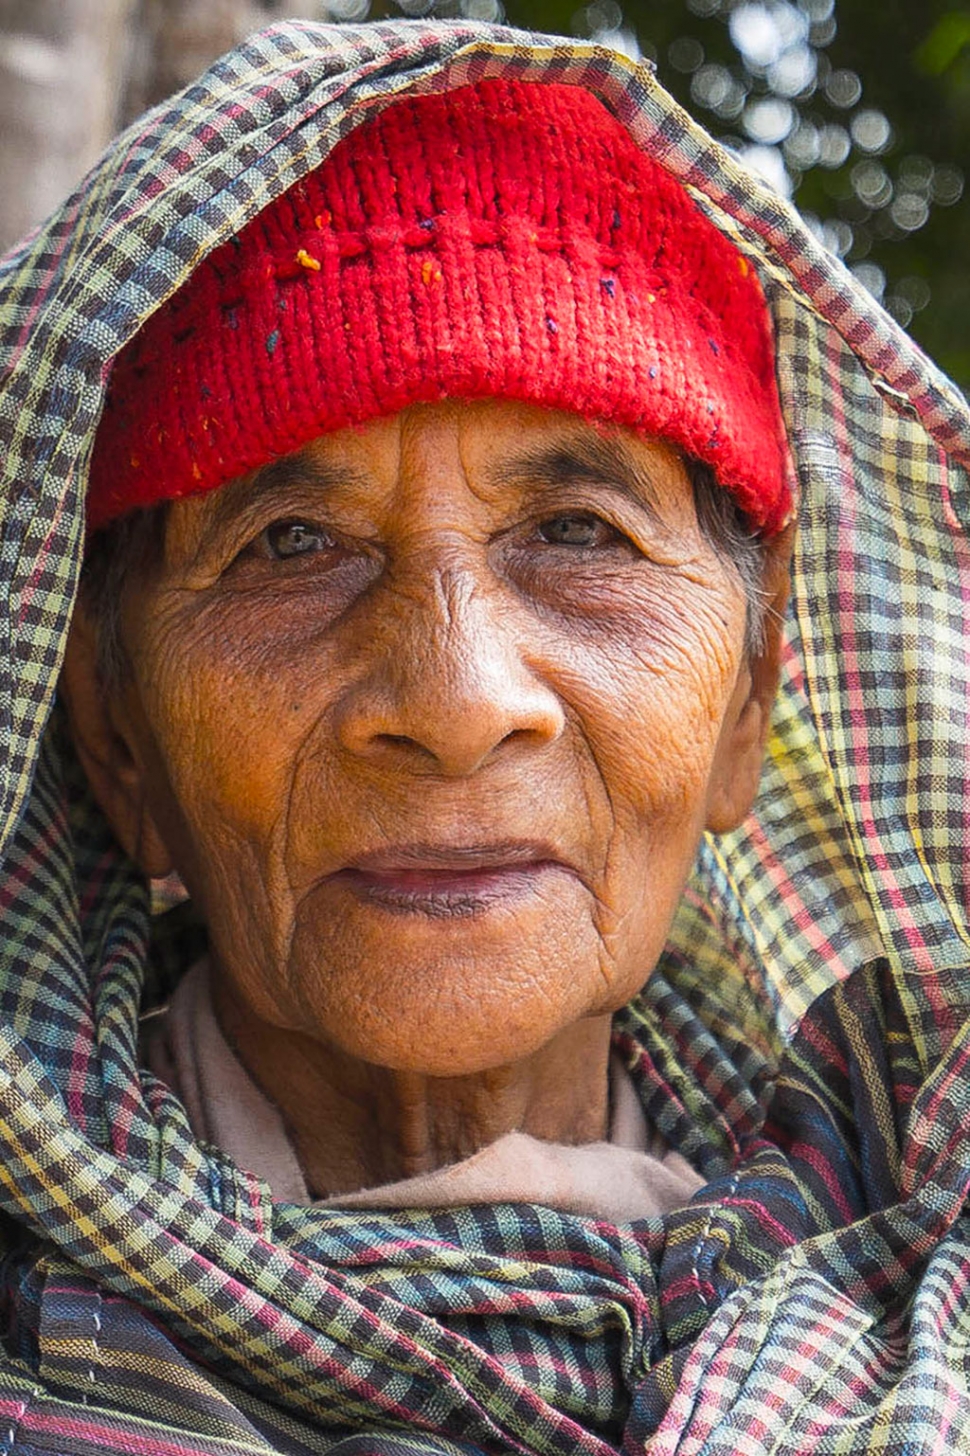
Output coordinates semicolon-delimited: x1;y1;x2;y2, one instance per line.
0;0;323;251
120;0;322;124
0;0;135;249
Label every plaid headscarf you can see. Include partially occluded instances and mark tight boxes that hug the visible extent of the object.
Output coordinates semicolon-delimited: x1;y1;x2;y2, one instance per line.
1;19;970;1455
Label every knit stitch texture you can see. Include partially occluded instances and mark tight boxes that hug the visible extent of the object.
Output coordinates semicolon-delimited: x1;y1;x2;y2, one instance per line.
88;78;792;532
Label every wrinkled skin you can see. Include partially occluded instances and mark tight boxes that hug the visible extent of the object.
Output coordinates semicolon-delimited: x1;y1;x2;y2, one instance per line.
65;400;789;1195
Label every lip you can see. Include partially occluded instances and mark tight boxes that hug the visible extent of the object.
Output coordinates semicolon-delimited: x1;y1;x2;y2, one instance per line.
345;840;566;874
324;841;575;918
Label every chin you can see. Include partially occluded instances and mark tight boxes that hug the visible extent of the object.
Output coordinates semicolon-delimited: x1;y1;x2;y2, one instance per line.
275;934;596;1079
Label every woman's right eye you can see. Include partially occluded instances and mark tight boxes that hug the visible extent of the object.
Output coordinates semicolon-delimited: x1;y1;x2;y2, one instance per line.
537;512;610;548
258;519;335;559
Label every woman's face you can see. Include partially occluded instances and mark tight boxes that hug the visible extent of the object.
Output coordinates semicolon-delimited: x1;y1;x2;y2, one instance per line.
79;400;773;1078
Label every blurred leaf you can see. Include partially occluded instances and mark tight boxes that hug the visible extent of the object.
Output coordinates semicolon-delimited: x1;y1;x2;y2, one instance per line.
915;10;970;75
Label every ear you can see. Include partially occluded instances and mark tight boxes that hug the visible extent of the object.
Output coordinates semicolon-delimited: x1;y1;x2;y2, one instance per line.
704;525;794;834
60;596;175;878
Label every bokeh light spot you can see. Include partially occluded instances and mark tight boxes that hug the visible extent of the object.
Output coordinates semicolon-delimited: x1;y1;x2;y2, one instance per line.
850;109;892;154
824;67;862;108
668;36;705;72
817;122;851;167
768;45;817;97
738;143;792;195
851;160;893;209
931;164;964;205
852;260;886;300
890;192;930;231
784;119;821;168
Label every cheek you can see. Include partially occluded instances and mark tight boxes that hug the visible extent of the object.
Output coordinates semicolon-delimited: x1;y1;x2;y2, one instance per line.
130;620;344;962
556;581;747;990
138;611;336;841
154;670;283;842
562;579;748;823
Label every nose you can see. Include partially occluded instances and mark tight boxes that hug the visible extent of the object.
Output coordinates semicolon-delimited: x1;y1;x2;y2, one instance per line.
333;564;565;777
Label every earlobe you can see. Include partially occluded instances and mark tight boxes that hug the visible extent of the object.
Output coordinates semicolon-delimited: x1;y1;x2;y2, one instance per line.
704;683;774;833
60;599;174;879
704;525;793;835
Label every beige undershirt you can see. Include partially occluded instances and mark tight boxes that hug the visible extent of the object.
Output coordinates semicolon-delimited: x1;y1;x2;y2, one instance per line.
145;961;704;1218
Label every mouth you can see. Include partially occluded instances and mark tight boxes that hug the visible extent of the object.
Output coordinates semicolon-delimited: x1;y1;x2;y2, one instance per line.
325;841;574;918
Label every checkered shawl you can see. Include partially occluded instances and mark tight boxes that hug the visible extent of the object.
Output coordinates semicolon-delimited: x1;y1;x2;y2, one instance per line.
2;18;970;1455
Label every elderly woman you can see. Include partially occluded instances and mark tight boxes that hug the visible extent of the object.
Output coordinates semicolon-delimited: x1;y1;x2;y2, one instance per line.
2;17;970;1456
66;70;794;1216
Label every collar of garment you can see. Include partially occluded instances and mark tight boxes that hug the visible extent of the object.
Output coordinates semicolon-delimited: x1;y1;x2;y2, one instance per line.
145;958;705;1216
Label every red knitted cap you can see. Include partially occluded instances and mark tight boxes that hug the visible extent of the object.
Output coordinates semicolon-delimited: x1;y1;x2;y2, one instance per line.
88;78;792;534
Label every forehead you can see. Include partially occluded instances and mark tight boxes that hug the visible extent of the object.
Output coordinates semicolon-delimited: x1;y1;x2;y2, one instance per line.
168;399;701;552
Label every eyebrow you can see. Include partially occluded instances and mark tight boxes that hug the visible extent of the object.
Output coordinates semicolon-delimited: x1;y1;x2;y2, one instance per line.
203;451;366;536
483;435;668;525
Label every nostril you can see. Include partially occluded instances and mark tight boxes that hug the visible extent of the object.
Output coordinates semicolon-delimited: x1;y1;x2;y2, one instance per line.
375;732;438;761
500;726;533;750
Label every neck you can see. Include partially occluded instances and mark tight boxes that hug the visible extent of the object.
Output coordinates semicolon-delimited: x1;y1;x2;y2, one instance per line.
211;978;613;1198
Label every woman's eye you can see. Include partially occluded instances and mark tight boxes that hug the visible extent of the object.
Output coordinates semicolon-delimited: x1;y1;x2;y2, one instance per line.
260;519;334;559
537;513;617;548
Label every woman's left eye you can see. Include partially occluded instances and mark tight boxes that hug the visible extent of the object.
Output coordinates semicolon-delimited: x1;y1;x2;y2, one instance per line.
536;513;622;548
259;519;335;559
